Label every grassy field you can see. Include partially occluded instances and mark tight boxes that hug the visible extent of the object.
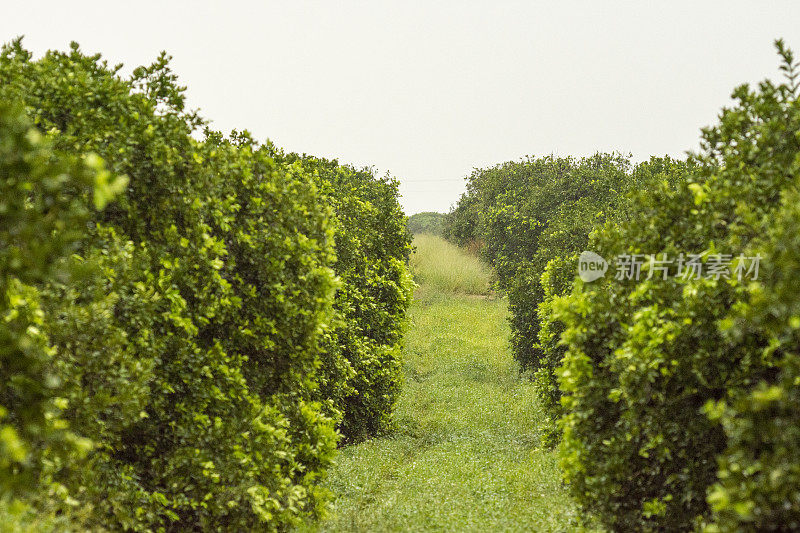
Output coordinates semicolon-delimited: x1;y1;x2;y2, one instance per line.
308;235;577;532
409;233;492;295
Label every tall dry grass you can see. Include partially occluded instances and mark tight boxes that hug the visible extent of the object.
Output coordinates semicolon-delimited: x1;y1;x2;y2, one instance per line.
410;234;492;295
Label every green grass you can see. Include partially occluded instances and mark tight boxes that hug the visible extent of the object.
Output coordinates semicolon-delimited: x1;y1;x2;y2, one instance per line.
305;237;577;532
409;234;492;295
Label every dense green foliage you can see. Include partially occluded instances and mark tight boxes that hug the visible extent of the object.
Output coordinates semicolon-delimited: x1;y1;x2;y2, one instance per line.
534;157;689;426
272;154;413;442
445;153;626;368
442;193;480;249
407;211;446;236
0;102;119;529
444;152;689;426
445;38;800;532
704;183;800;530
0;40;411;531
555;42;800;530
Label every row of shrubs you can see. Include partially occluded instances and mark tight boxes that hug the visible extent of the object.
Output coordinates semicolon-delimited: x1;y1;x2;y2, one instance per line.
406;211;446;236
444;41;800;530
0;40;412;531
445;149;689;430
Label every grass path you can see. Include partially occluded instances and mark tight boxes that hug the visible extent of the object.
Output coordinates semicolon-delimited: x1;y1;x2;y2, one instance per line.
311;236;577;532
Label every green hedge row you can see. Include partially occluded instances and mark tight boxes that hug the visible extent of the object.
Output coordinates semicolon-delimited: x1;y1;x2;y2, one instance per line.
444;151;688;428
406;211;446;236
445;41;800;530
271;154;413;442
0;40;411;531
556;42;800;530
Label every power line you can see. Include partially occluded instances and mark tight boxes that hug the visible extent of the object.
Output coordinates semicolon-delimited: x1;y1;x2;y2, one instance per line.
399;178;466;183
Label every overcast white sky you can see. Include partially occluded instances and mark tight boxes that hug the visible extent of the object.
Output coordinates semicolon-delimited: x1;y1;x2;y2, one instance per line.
3;2;799;214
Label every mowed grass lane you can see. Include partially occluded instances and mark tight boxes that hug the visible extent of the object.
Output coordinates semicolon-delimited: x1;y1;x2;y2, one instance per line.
309;235;577;532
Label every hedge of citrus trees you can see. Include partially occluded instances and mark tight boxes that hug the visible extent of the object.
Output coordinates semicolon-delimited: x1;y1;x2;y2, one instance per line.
446;41;800;530
444;151;689;431
406;211;446;236
0;40;411;531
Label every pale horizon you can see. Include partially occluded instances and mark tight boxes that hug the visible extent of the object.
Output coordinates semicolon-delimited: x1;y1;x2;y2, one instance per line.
3;1;799;215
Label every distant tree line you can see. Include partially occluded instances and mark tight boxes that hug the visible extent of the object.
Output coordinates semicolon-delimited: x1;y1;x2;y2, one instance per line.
407;211;446;236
